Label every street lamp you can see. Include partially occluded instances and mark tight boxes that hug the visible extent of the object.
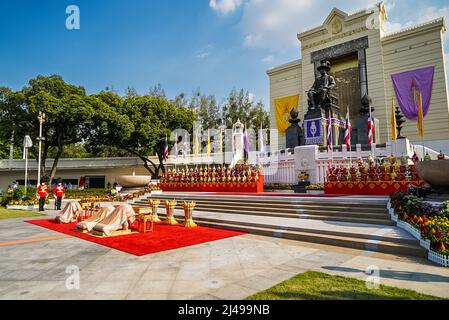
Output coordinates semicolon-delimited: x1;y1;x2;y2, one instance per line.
37;112;46;186
23;135;33;194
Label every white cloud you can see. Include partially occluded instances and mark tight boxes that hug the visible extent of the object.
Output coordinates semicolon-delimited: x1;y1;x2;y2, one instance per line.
196;52;210;59
262;55;274;64
209;0;243;15
384;5;449;39
239;0;376;49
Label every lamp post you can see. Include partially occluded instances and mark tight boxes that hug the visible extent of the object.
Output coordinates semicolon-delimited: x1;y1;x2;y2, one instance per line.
37;112;46;186
23;135;33;194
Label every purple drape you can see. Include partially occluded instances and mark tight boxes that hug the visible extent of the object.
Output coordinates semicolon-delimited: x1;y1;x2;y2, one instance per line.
391;66;434;120
243;127;250;153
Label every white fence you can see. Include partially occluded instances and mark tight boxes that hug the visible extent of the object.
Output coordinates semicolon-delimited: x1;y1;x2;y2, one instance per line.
164;138;436;185
260;139;418;185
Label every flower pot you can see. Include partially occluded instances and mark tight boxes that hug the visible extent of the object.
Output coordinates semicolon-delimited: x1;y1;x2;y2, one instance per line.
182;201;197;228
6;205;35;211
149;199;161;223
163;200;178;225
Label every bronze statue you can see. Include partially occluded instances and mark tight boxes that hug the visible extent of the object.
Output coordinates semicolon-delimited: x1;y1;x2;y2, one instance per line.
307;60;336;111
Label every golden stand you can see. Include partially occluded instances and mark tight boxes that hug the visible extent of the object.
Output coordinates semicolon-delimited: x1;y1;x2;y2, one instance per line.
149;199;161;223
163;200;178;225
182;201;197;228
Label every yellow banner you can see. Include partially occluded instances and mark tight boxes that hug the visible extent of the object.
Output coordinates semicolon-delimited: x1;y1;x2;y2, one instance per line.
274;94;299;135
417;92;424;137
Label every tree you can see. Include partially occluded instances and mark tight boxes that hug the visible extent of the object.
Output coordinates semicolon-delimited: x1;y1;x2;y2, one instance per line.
148;83;166;98
125;86;139;98
0;87;29;160
21;75;95;184
222;89;269;129
87;94;194;178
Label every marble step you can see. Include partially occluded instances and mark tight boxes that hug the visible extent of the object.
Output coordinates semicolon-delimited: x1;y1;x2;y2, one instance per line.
156;212;426;258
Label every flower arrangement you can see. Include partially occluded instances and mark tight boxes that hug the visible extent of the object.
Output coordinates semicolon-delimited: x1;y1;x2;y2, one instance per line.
306;184;324;191
264;184;294;190
391;187;449;255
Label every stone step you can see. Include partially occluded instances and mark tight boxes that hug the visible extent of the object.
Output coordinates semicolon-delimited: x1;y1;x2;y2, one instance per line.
137;198;388;214
195;207;394;225
143;194;389;209
156;212;426;258
135;200;389;218
136;201;392;225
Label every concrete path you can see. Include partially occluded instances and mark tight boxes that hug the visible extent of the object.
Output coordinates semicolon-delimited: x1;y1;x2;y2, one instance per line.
0;211;448;300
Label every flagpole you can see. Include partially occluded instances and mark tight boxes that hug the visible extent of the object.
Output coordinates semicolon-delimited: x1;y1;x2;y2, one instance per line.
420;92;425;159
348;106;352;165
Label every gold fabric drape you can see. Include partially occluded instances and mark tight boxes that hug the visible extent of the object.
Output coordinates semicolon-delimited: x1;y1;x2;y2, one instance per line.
56;201;83;224
76;206;116;232
274;95;299;135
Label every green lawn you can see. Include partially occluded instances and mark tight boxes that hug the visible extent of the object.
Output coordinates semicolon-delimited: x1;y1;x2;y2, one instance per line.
246;271;442;300
0;207;44;220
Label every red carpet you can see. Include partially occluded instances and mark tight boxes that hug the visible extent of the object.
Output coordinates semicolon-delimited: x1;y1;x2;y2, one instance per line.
26;219;245;256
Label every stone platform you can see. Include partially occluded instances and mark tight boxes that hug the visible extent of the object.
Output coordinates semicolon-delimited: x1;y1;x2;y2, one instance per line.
134;192;427;259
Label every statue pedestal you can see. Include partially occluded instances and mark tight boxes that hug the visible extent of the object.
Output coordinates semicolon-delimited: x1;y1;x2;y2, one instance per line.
355;115;379;145
294;181;311;194
303;109;324;146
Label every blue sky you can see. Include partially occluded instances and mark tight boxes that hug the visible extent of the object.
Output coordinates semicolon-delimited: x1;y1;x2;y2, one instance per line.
1;0;448;108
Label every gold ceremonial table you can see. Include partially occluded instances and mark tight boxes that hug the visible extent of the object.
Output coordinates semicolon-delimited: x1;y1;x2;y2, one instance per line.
133;207;154;233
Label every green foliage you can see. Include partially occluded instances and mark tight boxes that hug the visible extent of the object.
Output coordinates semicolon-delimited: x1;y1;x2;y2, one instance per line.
12;188;24;200
1;76;269;178
441;201;449;217
221;89;269;129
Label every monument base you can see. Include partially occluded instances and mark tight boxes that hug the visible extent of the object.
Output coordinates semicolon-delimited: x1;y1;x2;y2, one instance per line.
294;181;311;194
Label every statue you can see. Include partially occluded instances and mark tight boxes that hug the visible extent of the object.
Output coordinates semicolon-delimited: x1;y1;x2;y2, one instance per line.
307;60;336;112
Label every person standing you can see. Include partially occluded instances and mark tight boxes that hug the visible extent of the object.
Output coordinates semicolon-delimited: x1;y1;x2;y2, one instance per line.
37;181;49;212
52;181;65;210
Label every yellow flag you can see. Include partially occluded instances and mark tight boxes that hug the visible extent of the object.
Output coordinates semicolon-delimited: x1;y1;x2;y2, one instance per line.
274;95;299;135
206;129;211;155
391;98;397;141
417;91;424;137
219;127;223;153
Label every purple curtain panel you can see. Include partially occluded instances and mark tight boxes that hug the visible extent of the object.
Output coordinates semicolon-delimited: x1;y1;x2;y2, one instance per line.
391;66;434;120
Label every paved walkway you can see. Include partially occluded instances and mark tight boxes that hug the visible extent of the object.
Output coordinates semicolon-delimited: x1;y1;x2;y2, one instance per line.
0;211;449;300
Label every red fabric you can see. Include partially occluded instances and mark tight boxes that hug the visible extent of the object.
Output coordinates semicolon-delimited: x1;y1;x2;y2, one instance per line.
52;185;65;197
37;185;49;198
324;181;428;195
202;192;342;197
26;219;246;256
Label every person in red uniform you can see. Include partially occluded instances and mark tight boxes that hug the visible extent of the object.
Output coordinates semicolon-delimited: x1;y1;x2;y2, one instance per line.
37;181;49;212
52;180;65;210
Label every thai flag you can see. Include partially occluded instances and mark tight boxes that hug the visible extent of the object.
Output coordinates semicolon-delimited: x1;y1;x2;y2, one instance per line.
368;106;375;145
344;107;352;150
327;113;333;152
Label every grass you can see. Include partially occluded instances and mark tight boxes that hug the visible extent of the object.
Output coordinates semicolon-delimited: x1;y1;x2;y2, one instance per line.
246;271;442;300
0;207;44;220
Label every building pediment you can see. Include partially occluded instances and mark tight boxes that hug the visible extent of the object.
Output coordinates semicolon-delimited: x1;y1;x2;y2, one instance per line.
323;8;348;34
